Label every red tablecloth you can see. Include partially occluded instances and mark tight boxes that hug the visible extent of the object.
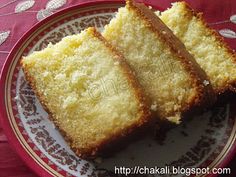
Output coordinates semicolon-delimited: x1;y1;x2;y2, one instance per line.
0;0;235;176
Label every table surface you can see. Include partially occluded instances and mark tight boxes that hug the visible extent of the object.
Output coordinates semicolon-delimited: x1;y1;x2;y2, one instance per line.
0;0;236;176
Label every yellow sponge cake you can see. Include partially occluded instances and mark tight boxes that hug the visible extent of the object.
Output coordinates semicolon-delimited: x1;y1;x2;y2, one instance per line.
21;27;150;158
103;0;215;123
160;2;236;95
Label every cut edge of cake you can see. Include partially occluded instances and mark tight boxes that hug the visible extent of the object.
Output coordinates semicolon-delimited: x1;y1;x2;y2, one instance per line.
21;27;151;158
103;0;216;123
160;1;236;95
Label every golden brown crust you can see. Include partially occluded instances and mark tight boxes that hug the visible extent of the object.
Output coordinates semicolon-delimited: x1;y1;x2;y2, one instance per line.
126;0;216;118
179;1;236;95
20;28;152;159
74;27;152;158
89;27;151;117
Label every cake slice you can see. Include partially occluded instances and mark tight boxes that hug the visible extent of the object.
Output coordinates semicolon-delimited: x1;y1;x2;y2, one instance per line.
21;27;150;158
159;2;236;95
103;0;215;123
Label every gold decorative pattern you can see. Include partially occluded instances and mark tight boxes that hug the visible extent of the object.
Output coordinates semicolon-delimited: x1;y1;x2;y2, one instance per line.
30;126;81;172
35;14;113;51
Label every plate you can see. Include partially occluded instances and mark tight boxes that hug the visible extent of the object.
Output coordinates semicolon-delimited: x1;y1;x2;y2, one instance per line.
0;1;236;177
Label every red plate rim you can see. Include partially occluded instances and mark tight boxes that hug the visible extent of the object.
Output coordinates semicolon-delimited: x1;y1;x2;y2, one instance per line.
0;0;235;176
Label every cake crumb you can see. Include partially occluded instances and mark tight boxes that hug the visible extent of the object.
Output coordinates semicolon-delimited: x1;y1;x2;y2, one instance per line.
150;102;157;111
155;10;162;16
162;31;167;34
114;61;119;65
203;80;210;86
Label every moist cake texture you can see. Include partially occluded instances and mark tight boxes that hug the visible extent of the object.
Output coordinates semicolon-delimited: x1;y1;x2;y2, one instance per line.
21;27;150;158
160;2;236;95
103;0;214;123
